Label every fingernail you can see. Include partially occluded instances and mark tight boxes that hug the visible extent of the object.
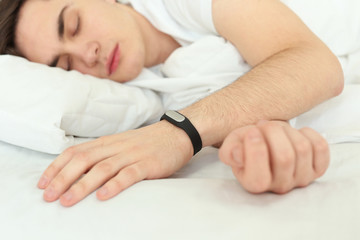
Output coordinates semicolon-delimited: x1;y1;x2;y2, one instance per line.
38;176;49;188
98;187;108;197
44;187;56;200
62;192;73;202
231;148;243;167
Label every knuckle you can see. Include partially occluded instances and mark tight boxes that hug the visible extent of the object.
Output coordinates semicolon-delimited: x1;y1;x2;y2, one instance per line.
314;140;330;177
63;146;77;158
316;158;330;177
318;163;329;177
52;173;66;186
261;121;276;128
111;178;125;191
46;164;59;175
244;126;262;139
276;151;295;170
74;152;90;162
128;144;143;154
251;146;268;160
314;138;329;155
261;121;280;132
74;181;88;194
297;178;313;188
272;183;292;194
300;127;313;133
73;152;92;167
124;165;141;179
98;136;111;147
295;171;315;188
294;139;311;157
96;162;114;174
246;125;260;134
243;177;271;194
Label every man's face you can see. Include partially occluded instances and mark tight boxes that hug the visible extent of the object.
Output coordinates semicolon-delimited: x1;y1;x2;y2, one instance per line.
16;0;147;83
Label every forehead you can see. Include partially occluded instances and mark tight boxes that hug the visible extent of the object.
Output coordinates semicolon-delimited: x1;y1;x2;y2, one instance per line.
16;0;68;63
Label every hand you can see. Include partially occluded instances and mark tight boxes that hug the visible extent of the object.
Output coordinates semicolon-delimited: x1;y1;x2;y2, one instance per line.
219;120;330;194
37;121;193;207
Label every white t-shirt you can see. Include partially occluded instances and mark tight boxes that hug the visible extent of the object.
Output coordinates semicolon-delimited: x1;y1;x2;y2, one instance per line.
120;0;219;46
118;0;249;111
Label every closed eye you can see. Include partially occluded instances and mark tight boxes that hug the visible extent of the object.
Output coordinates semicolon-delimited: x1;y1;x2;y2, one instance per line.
72;16;80;37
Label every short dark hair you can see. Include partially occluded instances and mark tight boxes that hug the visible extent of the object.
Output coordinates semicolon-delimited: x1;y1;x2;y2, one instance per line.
0;0;27;55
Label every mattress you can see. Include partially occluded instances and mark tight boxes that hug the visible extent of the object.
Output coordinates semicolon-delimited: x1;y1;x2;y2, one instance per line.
0;139;359;240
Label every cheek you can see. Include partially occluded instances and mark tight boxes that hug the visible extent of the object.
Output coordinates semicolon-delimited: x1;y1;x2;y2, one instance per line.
16;26;50;63
72;62;102;77
112;57;144;83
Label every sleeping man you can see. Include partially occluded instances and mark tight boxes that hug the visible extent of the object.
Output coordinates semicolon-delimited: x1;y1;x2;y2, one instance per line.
0;0;344;207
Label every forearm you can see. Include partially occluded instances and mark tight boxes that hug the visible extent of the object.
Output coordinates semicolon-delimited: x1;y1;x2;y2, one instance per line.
181;43;344;147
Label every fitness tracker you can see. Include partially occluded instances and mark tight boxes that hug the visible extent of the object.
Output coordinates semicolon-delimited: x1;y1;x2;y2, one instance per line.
160;110;202;155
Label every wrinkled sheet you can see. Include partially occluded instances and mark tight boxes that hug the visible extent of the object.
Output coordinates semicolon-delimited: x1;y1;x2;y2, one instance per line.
0;140;359;240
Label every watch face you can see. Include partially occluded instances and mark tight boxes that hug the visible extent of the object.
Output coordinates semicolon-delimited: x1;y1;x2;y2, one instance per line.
165;110;185;122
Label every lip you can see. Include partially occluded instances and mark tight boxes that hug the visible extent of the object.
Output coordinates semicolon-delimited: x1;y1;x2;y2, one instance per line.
107;44;121;76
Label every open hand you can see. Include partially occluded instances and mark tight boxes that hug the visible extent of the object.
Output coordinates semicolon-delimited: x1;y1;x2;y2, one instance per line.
37;121;193;207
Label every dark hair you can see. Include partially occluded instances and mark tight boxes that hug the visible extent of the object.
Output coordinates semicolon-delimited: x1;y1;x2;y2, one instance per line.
0;0;27;55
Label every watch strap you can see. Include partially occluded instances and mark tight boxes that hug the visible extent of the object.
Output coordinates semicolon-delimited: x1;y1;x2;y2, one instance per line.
160;110;202;155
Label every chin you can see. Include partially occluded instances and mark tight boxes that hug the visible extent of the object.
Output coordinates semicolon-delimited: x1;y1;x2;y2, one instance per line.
112;66;143;83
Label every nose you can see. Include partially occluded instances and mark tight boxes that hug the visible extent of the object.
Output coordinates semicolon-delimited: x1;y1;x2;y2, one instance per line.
82;41;100;67
67;41;100;68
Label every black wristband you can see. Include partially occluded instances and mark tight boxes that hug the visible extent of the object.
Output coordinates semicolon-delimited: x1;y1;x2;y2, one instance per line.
160;110;202;155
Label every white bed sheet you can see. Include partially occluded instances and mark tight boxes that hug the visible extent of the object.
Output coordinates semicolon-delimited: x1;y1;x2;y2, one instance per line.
0;139;359;240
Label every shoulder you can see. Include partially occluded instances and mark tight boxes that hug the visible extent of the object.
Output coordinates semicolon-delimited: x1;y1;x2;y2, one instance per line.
128;0;218;44
212;0;322;66
163;0;217;34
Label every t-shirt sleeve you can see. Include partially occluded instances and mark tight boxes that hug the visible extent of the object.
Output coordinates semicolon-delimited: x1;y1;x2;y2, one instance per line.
163;0;218;36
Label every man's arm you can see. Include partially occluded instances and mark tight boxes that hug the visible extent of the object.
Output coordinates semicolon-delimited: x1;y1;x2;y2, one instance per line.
181;0;343;147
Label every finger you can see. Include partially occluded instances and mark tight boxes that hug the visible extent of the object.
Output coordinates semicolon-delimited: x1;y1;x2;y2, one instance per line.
283;125;314;188
260;123;296;194
42;143;124;202
219;126;253;167
59;154;134;207
96;161;149;201
300;127;330;178
240;127;272;193
38;137;108;189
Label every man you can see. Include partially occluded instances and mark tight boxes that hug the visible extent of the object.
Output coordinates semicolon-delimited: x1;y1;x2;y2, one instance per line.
0;0;343;206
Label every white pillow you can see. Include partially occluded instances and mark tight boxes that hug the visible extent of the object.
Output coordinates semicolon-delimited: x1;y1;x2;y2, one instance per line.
0;55;163;154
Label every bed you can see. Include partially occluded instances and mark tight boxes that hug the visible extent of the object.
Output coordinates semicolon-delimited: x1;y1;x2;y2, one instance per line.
1;0;360;239
0;140;359;240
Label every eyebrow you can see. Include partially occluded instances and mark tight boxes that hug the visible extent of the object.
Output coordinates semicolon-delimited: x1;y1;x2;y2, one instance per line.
49;5;69;67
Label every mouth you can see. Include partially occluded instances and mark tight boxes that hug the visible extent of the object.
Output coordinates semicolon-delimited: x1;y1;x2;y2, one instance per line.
107;44;120;76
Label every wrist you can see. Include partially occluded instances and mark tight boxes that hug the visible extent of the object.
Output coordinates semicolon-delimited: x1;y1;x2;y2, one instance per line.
157;120;194;159
179;107;227;148
160;110;202;155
